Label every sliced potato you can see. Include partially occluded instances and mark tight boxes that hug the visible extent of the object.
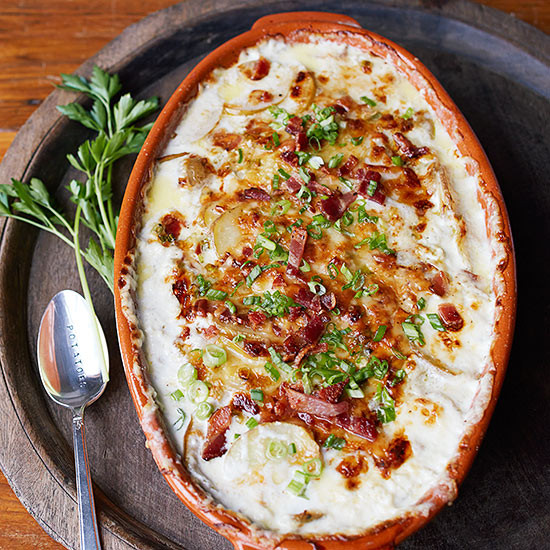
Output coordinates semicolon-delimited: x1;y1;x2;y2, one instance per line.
176;86;223;142
220;61;295;113
286;70;316;113
211;205;246;256
224;422;320;484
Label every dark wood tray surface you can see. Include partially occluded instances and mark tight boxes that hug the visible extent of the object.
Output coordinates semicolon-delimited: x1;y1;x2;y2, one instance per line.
0;1;548;548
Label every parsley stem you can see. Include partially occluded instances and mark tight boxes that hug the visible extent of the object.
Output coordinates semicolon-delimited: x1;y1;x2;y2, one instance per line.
73;204;95;313
3;214;75;248
93;160;116;249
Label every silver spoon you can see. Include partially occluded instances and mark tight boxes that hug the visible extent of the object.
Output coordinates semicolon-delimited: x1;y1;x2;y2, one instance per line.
37;289;109;550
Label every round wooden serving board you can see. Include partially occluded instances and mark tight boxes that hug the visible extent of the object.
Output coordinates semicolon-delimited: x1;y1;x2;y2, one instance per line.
0;1;548;548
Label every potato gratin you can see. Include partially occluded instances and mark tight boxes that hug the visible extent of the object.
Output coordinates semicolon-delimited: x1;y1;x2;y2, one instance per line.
120;36;502;539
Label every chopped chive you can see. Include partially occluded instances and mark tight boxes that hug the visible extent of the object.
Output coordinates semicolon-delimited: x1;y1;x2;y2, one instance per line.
195;402;213;420
173;408;186;430
205;288;228;300
187;380;209;404
391;347;408;360
299;166;311;184
366;179;378;196
360;96;377;107
246;265;262;286
351;136;364;146
288;442;297;455
328;153;344;168
278;168;291;180
237;148;243;163
427;313;446;331
338;175;353;189
170;389;184;401
390;369;407;386
225;300;236;314
417;297;426;310
373;325;387;342
245;417;259;429
272;132;280;146
308;155;324;169
203;344;227;367
264;362;280;381
391;156;404;166
287;479;306;497
230;280;244;297
402;107;414;120
251;389;264;402
402;321;425;346
272;173;280;190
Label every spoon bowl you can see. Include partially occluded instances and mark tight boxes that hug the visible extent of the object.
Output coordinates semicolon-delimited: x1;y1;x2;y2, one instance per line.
37;289;108;550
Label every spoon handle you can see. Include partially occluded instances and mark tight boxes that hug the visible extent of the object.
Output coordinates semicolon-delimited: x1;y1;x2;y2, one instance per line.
73;414;102;550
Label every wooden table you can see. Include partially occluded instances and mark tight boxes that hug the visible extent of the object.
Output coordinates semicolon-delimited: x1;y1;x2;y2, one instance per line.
0;1;547;548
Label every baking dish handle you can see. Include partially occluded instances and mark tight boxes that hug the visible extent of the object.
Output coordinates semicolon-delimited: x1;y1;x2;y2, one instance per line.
251;11;362;31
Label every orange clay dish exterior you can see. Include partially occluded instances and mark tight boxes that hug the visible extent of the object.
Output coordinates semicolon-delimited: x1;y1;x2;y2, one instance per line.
114;12;516;550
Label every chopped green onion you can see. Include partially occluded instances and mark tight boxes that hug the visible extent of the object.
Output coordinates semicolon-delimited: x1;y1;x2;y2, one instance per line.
268;347;293;374
245;417;259;429
308;155;324;169
203;344;227;367
272;132;280;146
195;402;213;420
237;148;243;163
390;369;407;386
170;389;184;401
299;259;311;273
266;439;287;460
351;136;364;146
246;265;262;286
402;107;414;119
264;362;280;381
417;297;426;310
360;96;377;107
287;479;306;497
375;383;396;423
402;321;425;346
366;179;378;196
308;280;327;296
347;387;365;398
288;442;297;455
271;199;291;216
306;224;323;239
251;389;264;402
373;325;387;342
195;274;211;296
328;153;344;168
187;380;209;404
234;433;241;439
173;408;186;430
178;363;197;386
225;300;236;314
340;264;353;282
205;288;228;301
391;347;408;360
278;168;291;180
391;155;404;166
302;458;323;478
233;334;245;343
339;175;353;189
256;234;277;251
327;262;339;279
427;313;446;331
299;167;311;184
272;173;280;190
230;280;244;297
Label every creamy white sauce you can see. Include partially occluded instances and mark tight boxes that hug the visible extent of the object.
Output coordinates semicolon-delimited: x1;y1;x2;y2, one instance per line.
129;36;498;538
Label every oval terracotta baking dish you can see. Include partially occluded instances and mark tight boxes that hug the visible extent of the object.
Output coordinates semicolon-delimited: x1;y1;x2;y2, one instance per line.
114;11;516;550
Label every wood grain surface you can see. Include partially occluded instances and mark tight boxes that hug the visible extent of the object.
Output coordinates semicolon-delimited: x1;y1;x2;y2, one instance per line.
0;1;547;549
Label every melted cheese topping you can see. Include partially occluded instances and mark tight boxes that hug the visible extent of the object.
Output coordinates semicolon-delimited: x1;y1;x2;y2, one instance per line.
126;36;498;538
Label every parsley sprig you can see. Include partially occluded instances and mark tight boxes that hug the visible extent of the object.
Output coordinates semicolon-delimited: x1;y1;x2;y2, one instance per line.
0;66;158;313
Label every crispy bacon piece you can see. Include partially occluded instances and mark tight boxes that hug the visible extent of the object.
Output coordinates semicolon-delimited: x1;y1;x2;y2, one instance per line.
285;116;304;136
295;131;308;151
393;132;429;159
319;191;357;222
307;179;333;196
172;278;190;307
239;187;271;201
286;227;308;276
244;119;273;144
248;310;267;328
314;380;347;404
356;168;386;205
160;214;182;240
430;270;449;297
212;131;241;151
202;406;232;461
338;155;358;177
281;149;298;166
250;57;270;80
332;95;354;115
294;287;320;310
320;291;337;311
284;176;302;194
285;387;350;417
438;303;464;332
302;315;327;344
231;393;260;415
334;413;377;442
243;339;268;357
